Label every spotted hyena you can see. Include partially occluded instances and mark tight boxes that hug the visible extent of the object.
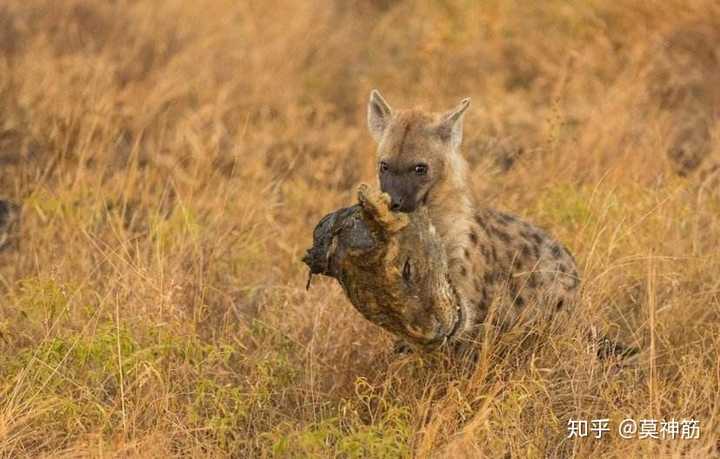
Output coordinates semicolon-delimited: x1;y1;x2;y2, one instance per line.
366;90;580;345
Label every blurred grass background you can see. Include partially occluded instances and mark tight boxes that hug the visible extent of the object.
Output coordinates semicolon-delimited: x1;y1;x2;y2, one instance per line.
0;0;719;457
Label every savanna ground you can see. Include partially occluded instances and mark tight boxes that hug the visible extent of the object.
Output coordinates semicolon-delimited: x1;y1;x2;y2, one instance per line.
1;0;719;457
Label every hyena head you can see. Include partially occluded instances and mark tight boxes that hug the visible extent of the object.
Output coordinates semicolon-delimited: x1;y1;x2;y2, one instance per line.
367;89;470;213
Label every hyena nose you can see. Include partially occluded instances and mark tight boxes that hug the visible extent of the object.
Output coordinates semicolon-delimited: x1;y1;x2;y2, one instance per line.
390;197;403;212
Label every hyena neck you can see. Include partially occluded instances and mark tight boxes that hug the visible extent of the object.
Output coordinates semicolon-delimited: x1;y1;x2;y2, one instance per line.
429;189;475;247
427;163;480;336
427;158;476;254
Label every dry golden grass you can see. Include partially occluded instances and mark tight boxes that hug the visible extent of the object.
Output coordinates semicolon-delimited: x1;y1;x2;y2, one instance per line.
1;0;719;457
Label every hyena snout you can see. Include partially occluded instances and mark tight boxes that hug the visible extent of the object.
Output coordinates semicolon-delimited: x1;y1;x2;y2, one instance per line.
388;191;424;213
381;177;422;213
389;195;406;212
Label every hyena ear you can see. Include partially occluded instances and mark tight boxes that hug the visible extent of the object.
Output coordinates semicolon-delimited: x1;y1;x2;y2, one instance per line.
367;89;393;143
436;98;470;150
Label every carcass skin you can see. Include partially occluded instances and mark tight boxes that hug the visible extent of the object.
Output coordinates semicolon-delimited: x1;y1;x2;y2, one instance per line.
303;184;466;351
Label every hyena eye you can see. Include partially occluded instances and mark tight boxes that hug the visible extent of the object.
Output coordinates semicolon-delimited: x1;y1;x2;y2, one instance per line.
402;259;412;284
414;164;428;176
379;161;389;173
